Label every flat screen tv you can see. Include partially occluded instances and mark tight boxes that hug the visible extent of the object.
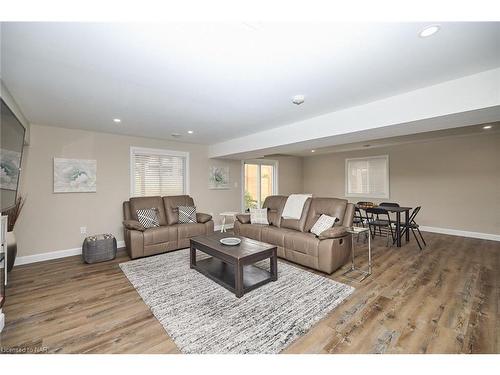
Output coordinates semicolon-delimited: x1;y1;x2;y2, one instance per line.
0;98;26;212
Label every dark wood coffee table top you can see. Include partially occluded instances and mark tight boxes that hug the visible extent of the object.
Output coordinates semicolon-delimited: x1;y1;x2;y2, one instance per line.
190;232;275;261
190;232;278;298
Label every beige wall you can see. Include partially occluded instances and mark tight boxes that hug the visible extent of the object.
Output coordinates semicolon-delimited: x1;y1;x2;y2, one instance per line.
303;133;500;235
14;124;499;258
264;155;304;196
15;124;242;256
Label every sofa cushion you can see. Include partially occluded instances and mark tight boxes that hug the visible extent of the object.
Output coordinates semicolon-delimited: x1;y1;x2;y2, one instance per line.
261;226;296;247
176;223;207;239
304;197;348;232
163;195;195;225
130;196;167;226
280;197;312;232
262;195;287;227
284;231;320;257
143;226;177;246
236;223;267;241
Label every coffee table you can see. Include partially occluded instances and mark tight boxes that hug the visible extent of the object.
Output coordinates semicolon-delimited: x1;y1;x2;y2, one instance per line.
190;232;278;298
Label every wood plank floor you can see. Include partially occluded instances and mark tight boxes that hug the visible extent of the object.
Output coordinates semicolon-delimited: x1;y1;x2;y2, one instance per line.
1;232;498;354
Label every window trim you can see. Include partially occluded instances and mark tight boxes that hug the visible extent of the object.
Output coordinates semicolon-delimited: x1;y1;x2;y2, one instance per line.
241;159;279;211
345;155;389;199
129;146;190;197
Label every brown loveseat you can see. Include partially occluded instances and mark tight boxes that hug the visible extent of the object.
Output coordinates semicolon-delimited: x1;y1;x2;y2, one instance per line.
234;195;354;274
122;195;214;259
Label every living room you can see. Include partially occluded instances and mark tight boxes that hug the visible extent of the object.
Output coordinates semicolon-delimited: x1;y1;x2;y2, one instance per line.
1;1;499;373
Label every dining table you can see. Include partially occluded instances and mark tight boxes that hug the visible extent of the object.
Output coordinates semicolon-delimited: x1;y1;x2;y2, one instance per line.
355;204;413;247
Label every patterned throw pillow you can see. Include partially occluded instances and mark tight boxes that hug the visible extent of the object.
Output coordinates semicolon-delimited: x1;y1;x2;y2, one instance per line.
250;208;269;225
178;206;197;224
136;208;160;229
310;214;337;236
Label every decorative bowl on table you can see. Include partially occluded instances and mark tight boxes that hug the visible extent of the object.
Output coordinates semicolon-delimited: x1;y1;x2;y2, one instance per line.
220;237;241;246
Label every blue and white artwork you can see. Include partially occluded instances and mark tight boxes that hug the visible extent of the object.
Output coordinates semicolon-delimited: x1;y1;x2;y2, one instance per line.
208;166;230;189
0;148;22;191
54;158;97;193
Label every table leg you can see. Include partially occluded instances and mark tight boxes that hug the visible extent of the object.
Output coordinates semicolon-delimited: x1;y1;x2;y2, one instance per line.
351;234;355;270
189;243;196;268
270;250;278;281
221;215;226;233
396;211;401;247
368;232;372;275
235;261;244;298
405;210;410;243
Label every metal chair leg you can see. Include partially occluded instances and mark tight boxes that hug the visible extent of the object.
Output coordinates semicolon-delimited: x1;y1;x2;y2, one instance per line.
417;227;427;246
412;228;423;250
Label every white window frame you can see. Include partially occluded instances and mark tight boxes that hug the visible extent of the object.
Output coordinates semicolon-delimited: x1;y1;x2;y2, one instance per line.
241;159;279;211
345;155;389;199
130;146;190;197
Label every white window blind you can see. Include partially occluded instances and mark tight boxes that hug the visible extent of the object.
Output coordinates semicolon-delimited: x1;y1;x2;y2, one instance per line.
130;147;188;197
345;155;389;198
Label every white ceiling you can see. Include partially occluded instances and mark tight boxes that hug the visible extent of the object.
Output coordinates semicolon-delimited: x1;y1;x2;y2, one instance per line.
1;22;500;144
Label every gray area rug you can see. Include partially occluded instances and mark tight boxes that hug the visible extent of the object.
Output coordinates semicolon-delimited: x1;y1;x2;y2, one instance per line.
120;249;354;354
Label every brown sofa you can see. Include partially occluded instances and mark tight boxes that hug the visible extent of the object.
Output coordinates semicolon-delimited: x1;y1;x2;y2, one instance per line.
234;195;354;274
122;195;214;259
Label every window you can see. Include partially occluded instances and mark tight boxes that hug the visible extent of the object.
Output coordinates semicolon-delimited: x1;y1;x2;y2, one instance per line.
130;147;189;197
242;160;278;210
345;155;389;199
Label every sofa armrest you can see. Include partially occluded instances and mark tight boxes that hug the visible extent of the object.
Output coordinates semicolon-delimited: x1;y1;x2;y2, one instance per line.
126;229;144;259
318;226;349;240
196;212;212;223
123;220;145;232
236;214;251;224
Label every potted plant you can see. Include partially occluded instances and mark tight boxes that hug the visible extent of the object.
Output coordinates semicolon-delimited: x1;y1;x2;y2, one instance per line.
3;196;25;272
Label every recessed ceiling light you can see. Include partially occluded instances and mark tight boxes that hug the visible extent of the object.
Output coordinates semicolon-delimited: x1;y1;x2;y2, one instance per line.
187;130;194;134
483;125;493;129
311;150;316;153
292;95;305;105
419;25;440;38
113;118;121;123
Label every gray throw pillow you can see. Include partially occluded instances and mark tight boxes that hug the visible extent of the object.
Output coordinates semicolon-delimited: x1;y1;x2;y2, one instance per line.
178;205;197;223
136;208;160;228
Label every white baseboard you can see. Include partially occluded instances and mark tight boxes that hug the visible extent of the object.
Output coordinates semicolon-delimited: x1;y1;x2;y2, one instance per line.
15;240;126;266
12;224;498;267
420;226;500;242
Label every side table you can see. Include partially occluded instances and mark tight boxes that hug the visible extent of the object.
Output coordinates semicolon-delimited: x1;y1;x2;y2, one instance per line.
219;212;239;233
342;226;372;282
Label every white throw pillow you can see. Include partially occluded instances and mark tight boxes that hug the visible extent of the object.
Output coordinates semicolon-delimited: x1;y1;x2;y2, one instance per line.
250;208;269;225
310;214;337;236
